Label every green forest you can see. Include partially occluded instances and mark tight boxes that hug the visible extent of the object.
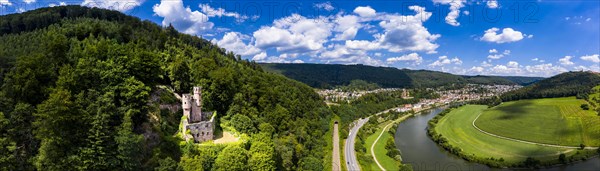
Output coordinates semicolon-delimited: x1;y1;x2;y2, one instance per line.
501;71;600;101
0;6;331;171
259;63;544;89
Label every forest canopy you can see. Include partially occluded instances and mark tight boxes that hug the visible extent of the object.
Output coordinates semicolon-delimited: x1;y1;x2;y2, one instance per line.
0;6;330;171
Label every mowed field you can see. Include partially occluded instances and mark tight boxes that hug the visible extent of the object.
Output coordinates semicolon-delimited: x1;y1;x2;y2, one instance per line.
475;97;600;146
436;105;580;163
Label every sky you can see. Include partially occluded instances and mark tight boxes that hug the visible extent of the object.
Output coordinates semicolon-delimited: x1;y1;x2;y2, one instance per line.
1;0;599;77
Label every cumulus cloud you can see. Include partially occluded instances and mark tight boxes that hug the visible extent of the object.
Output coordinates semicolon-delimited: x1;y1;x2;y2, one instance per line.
429;56;462;67
153;0;213;35
432;0;466;26
212;32;261;56
333;15;360;40
481;28;526;43
386;53;423;65
252;52;267;61
353;6;376;17
559;56;575;66
253;14;333;53
199;4;248;22
580;54;600;63
23;0;35;4
314;1;334;11
1;0;12;6
486;0;498;9
489;49;498;53
82;0;145;12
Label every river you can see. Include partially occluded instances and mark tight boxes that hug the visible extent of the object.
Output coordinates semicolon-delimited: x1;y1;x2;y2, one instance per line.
393;108;600;171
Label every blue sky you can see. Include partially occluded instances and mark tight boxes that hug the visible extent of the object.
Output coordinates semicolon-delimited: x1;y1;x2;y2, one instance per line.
1;0;599;77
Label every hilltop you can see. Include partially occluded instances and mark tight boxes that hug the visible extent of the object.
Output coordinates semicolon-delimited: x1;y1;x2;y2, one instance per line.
259;63;544;88
501;71;600;101
0;6;329;170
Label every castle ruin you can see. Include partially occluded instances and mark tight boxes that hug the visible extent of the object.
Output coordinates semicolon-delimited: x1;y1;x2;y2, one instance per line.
182;87;215;143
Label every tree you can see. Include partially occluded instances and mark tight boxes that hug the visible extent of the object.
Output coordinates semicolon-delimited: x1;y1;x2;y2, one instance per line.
298;156;323;171
580;143;586;150
214;145;248;171
179;155;204;171
231;114;256;134
155;157;178;171
558;153;566;163
581;104;590;110
249;152;276;171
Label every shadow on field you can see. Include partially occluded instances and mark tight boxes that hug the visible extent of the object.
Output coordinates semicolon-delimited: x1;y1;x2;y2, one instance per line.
494;101;534;120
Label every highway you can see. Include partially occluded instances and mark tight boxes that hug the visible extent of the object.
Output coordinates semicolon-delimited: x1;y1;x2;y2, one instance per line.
344;118;369;171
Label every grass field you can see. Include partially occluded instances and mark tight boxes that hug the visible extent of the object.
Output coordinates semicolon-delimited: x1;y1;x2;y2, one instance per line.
365;121;399;171
474;97;600;146
436;105;586;163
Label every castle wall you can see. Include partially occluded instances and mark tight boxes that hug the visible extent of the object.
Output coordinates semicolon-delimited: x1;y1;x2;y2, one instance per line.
186;121;214;142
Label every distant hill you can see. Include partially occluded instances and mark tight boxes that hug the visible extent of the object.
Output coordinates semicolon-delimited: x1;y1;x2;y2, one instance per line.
501;71;600;101
259;63;544;88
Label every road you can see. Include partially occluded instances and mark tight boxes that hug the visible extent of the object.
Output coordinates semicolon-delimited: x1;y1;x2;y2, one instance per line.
344;118;369;171
332;122;341;171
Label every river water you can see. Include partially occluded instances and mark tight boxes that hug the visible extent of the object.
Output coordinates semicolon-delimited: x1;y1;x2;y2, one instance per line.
393;108;600;171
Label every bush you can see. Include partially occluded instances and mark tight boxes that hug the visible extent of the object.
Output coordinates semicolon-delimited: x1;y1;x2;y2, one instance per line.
581;104;590;110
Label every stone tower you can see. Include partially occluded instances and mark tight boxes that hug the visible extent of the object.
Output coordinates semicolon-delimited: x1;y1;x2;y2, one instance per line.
182;94;192;119
193;87;202;109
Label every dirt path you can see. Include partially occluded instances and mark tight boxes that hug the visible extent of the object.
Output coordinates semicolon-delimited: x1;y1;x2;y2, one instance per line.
472;113;598;150
332;122;341;171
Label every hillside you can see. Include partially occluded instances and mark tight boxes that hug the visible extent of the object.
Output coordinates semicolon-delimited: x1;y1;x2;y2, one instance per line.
0;6;329;170
260;63;543;88
501;71;600;101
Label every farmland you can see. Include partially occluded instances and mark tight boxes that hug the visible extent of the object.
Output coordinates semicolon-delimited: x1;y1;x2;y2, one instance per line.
434;105;596;166
475;97;600;147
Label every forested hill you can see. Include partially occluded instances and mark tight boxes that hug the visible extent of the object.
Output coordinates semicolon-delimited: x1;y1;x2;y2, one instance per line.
501;71;600;101
0;6;330;170
260;63;544;88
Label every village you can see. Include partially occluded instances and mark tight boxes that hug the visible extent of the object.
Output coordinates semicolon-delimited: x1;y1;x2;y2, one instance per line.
317;84;522;112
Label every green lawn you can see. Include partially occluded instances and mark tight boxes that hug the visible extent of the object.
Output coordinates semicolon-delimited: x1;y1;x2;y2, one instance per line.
475;97;600;146
436;105;585;163
365;120;399;171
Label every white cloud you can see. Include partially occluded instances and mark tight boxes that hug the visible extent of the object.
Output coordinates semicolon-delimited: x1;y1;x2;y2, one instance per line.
503;50;511;55
23;0;35;4
429;56;462;67
507;61;519;68
153;0;213;35
487;54;504;59
581;54;600;63
469;66;485;73
559;56;574;66
489;49;498;53
386;53;423;65
376;6;440;53
463;11;470;15
199;4;248;22
252;52;267;61
481;27;525;43
48;1;67;7
353;6;376;17
82;0;145;12
486;0;498;9
1;0;12;6
333;15;360;40
212;32;261;56
432;0;466;26
524;63;567;77
253;14;333;54
586;18;591;22
314;1;334;11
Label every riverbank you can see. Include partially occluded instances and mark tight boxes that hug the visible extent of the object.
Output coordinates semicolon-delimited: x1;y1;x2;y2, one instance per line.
427;105;600;168
365;113;413;171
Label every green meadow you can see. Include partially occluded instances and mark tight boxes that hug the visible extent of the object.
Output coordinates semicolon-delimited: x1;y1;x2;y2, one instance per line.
475;97;600;147
436;105;590;164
